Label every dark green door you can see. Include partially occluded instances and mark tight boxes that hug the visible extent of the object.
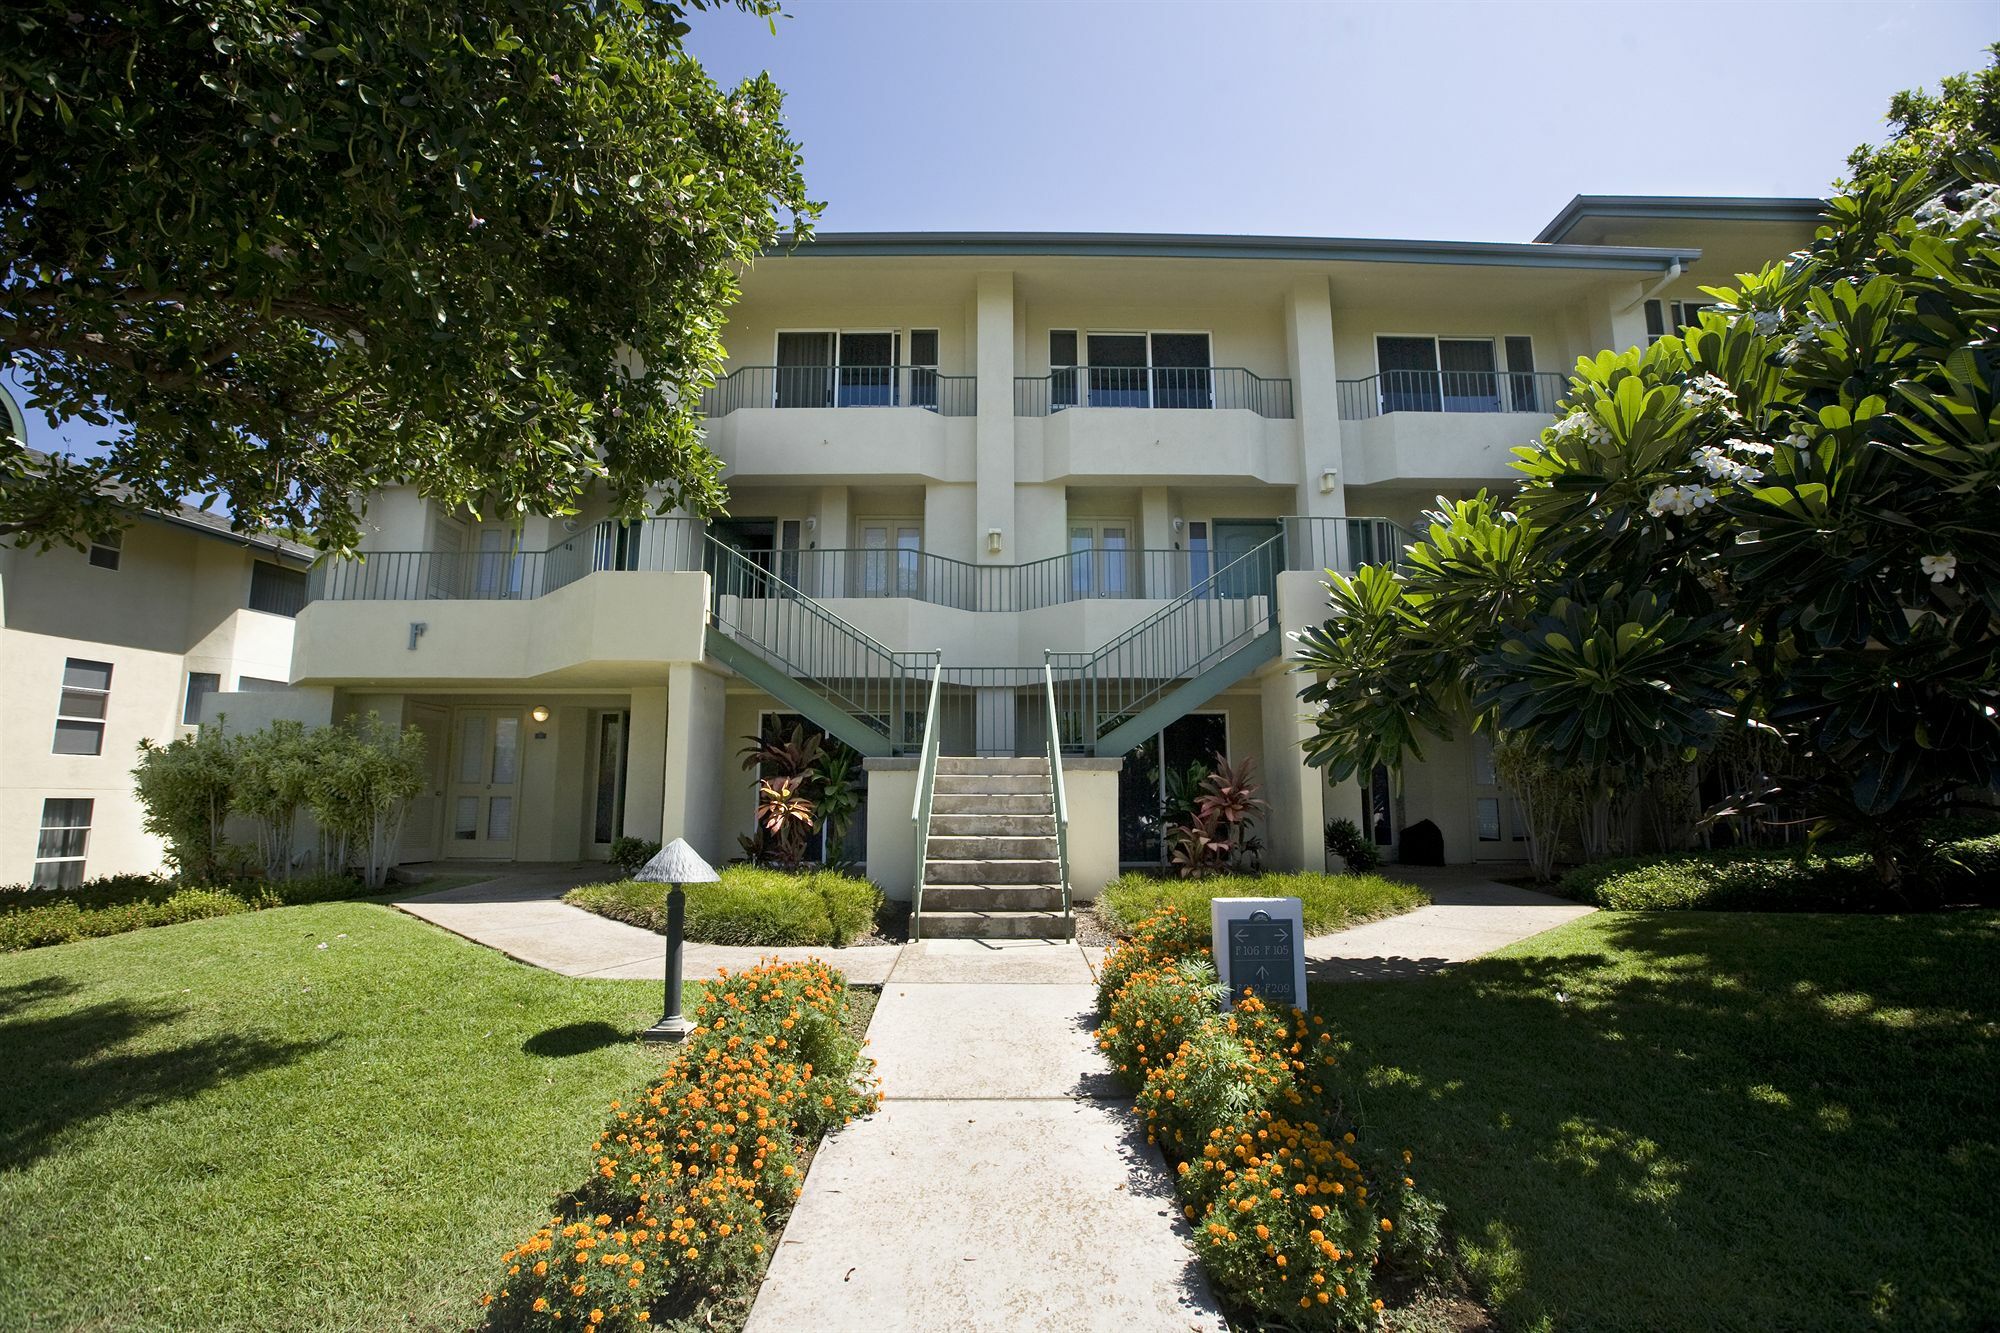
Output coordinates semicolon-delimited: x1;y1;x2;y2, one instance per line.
1212;520;1281;600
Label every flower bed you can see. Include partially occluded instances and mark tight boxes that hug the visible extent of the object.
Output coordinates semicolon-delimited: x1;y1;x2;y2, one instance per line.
1097;871;1427;938
0;872;366;951
1097;908;1445;1329
483;958;880;1331
565;867;883;947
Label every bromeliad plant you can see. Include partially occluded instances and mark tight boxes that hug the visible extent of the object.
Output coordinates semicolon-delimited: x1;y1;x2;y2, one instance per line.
1296;57;2000;890
1167;754;1268;878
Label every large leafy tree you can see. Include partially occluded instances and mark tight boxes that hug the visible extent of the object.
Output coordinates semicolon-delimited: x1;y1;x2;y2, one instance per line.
1;0;817;549
1296;52;2000;887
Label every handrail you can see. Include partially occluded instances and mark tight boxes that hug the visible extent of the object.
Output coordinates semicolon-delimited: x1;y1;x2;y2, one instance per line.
1014;366;1294;419
305;517;705;603
1048;532;1287;750
1336;369;1565;420
701;364;976;418
909;663;944;940
1280;516;1418;575
1042;659;1073;933
785;544;1232;609
707;535;939;752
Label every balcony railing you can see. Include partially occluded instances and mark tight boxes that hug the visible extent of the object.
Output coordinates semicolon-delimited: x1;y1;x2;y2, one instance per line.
1014;366;1294;419
305;517;706;603
1336;369;1565;420
700;365;975;418
1281;516;1417;575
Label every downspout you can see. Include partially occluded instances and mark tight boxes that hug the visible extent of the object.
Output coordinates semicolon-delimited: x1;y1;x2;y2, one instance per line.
1621;258;1683;313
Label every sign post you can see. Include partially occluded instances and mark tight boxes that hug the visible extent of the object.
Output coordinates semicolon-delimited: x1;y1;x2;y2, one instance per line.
1210;896;1307;1012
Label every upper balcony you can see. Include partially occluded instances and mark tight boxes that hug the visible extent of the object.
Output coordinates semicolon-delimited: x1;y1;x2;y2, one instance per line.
1012;366;1298;486
1335;369;1565;487
699;364;977;484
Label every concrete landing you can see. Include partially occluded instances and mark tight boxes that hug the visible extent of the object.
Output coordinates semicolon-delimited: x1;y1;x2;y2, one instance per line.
390;865;902;984
745;945;1225;1333
1306;867;1595;982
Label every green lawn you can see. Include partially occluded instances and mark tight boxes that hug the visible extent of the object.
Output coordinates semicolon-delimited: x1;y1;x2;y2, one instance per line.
1316;910;2000;1333
0;901;685;1332
1097;870;1428;935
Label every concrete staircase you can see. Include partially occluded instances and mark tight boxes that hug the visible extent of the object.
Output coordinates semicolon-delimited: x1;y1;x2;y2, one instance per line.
916;756;1072;940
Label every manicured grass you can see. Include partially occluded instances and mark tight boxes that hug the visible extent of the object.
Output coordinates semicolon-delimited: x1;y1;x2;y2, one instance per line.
0;872;379;951
0;901;685;1332
567;865;883;946
1314;910;2000;1332
1097;870;1428;936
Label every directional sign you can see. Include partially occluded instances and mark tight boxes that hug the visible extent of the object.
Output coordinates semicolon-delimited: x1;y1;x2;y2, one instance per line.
1209;897;1308;1013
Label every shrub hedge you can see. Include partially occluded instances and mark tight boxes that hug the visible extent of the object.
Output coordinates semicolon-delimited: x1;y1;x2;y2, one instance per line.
1098;871;1427;938
1557;821;2000;912
564;867;883;947
483;958;879;1332
0;873;367;951
1096;907;1447;1328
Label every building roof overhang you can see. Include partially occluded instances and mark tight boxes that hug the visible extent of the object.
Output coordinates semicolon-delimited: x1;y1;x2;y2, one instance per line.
1533;194;1826;245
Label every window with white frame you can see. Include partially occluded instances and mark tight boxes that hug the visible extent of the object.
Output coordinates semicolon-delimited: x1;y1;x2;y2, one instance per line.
88;530;122;570
184;671;220;726
1644;299;1714;345
34;798;93;888
1068;520;1135;598
53;658;112;755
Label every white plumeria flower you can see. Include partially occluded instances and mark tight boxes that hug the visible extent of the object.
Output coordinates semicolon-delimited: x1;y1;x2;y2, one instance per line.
1686;484;1717;510
1921;553;1959;583
1752;310;1784;336
1727;438;1775;457
1785;431;1812;453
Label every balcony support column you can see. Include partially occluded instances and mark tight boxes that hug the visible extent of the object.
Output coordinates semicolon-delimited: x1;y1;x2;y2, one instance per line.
812;485;850;597
1139;487;1172;597
660;663;728;864
1285;277;1347;521
623;684;669;844
974;270;1017;565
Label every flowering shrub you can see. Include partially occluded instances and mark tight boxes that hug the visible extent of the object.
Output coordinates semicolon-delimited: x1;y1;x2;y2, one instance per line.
1097;909;1444;1329
484;959;880;1331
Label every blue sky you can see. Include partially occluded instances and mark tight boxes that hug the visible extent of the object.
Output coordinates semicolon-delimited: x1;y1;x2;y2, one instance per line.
11;0;1998;456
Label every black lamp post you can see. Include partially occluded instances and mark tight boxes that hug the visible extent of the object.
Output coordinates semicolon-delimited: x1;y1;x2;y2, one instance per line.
635;837;719;1043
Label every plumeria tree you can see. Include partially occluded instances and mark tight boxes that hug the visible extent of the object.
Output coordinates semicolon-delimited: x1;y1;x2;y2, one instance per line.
1297;56;2000;888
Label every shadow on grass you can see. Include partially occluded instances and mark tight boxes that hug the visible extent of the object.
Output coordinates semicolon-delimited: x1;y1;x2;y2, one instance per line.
0;980;323;1170
523;1020;631;1058
1316;910;2000;1332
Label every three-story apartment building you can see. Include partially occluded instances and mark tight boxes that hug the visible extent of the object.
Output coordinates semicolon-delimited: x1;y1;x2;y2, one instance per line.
258;196;1822;915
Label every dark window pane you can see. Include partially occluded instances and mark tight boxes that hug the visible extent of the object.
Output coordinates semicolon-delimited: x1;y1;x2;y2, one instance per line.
89;543;121;570
1376;337;1440;413
1440;339;1499;412
1087;334;1147;407
248;562;308;616
909;329;939;366
53;720;104;755
1049;331;1079;408
1645;300;1665;337
32;859;84;889
184;672;221;725
59;689;106;720
62;659;113;692
1048;330;1078;366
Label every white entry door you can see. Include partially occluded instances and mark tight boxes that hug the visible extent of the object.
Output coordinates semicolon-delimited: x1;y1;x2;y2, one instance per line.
447;708;522;858
400;702;450;862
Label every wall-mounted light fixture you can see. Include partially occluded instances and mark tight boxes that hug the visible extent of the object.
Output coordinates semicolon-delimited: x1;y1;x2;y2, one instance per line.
986;528;1004;556
530;705;551;724
1319;468;1340;494
1172;516;1186;535
804;516;817;534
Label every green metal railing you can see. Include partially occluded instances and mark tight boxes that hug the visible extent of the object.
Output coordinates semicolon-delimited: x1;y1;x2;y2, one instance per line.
1281;516;1417;576
1014;366;1294;418
706;536;938;753
1048;533;1287;754
701;365;976;418
788;545;1226;609
306;518;705;603
909;663;944;940
1042;661;1073;933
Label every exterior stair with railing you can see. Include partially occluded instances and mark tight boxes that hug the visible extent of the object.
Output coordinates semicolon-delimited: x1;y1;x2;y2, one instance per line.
916;757;1073;940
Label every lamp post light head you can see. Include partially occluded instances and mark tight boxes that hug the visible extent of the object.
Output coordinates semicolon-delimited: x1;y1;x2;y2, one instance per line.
637;839;718;1044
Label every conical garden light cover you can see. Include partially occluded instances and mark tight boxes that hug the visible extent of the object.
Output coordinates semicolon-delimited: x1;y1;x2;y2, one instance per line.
636;837;720;884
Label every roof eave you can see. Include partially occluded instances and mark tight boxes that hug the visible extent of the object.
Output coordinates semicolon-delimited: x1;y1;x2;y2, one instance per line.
1533;194;1827;244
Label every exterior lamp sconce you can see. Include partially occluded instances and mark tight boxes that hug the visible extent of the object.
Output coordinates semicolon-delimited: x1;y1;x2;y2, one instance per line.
804;516;816;534
636;838;720;1042
986;528;1004;556
1319;468;1339;494
530;705;551;724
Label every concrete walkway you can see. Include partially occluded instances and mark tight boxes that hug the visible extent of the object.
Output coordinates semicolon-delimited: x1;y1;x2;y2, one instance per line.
744;938;1225;1333
1305;866;1595;982
389;863;902;984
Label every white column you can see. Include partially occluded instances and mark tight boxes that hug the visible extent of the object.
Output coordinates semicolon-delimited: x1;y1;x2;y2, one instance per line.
1139;486;1172;595
661;662;727;862
1285;277;1347;521
974;270;1017;565
623;684;669;842
812;484;850;597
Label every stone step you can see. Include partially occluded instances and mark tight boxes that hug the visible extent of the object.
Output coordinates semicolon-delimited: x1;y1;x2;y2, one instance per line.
924;857;1062;885
932;793;1053;816
934;756;1050;776
926;834;1058;861
920;884;1067;912
917;909;1072;940
932;773;1049;796
928;812;1056;838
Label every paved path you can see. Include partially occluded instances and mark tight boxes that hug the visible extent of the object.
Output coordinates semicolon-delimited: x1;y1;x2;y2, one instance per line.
389;863;901;984
1305;866;1595;982
743;938;1226;1333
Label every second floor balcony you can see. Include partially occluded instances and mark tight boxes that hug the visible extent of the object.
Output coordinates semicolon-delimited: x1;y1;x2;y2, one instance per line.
1014;366;1295;418
1336;368;1566;419
701;365;976;418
